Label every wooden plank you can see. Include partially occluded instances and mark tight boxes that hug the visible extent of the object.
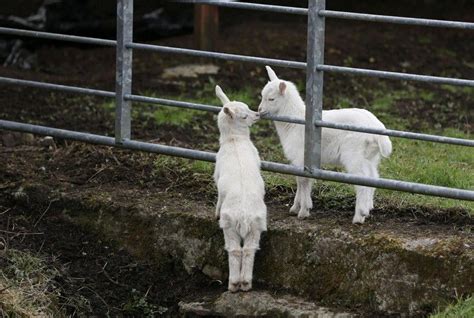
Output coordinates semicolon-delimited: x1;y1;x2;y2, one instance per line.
194;4;219;51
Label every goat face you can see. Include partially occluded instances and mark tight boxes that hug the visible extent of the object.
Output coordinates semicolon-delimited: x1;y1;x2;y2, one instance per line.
258;66;288;116
219;102;260;129
215;85;260;131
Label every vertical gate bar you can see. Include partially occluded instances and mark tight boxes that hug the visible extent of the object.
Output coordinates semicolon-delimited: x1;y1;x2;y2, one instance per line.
115;0;133;143
304;0;325;171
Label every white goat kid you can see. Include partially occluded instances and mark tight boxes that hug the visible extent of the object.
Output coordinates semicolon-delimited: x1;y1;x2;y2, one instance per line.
258;66;392;224
214;85;267;292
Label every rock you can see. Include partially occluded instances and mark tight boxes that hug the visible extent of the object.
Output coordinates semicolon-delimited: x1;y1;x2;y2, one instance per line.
1;132;35;146
202;264;224;281
21;133;35;145
179;291;355;317
1;133;16;147
162;64;219;79
39;136;55;148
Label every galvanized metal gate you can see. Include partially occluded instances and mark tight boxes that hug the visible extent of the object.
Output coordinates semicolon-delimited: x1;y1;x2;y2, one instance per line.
0;0;473;201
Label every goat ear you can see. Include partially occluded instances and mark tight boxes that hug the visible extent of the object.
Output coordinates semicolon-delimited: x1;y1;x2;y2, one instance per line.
265;65;279;81
223;106;234;119
215;85;231;105
279;81;287;95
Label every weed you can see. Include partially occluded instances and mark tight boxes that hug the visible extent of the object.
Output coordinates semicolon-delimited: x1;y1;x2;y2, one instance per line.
418;36;432;44
122;288;167;317
430;296;474;318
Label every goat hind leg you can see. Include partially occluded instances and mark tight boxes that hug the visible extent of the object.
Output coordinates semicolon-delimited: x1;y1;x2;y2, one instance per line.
367;163;379;212
343;157;372;224
223;228;242;292
353;185;372;224
240;229;262;291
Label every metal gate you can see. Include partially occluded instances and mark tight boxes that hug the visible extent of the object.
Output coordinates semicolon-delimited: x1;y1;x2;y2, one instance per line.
0;0;473;201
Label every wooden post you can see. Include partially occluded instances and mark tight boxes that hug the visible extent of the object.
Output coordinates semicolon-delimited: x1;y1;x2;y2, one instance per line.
194;4;219;51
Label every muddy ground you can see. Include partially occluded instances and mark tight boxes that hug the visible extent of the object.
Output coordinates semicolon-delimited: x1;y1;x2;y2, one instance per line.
1;2;473;317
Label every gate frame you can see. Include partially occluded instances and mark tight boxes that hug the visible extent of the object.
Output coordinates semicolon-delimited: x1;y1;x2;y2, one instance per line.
0;0;473;202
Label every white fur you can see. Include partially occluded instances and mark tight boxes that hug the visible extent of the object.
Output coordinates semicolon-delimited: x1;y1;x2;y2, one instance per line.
259;66;392;224
214;85;267;292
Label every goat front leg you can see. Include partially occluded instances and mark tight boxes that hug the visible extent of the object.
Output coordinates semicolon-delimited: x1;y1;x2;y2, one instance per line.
215;192;223;220
223;227;242;292
297;177;314;219
240;228;261;291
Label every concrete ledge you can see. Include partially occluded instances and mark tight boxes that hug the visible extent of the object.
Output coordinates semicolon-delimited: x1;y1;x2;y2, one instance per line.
9;183;474;316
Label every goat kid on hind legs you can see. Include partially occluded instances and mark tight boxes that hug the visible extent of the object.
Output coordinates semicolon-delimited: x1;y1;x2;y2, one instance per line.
214;85;267;292
258;66;392;224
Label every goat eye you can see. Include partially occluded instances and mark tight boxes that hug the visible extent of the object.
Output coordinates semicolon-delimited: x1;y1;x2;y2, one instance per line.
242;114;248;119
268;98;275;101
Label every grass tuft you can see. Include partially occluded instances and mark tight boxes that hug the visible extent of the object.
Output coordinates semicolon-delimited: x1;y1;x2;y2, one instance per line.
0;249;64;317
430;296;474;318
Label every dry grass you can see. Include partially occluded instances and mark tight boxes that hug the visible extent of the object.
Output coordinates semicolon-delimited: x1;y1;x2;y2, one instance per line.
0;249;64;317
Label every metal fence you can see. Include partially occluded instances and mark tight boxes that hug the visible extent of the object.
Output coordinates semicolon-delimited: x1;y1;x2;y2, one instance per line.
0;0;473;201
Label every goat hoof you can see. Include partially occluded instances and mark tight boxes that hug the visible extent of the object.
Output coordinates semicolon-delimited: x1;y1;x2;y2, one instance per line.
297;210;310;219
352;215;366;224
240;281;252;291
228;282;240;292
289;204;299;215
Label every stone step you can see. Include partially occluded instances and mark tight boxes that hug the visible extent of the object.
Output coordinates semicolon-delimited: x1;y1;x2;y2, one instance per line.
9;183;473;316
179;291;355;317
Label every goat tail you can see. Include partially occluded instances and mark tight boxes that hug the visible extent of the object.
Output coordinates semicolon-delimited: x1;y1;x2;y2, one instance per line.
377;135;392;158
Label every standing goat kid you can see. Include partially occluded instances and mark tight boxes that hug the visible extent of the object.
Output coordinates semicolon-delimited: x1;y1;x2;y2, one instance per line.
214;85;267;292
258;66;392;224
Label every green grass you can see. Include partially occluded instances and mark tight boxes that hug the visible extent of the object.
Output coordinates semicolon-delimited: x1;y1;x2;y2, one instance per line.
101;92;205;127
440;85;474;98
141;83;472;213
122;288;167;316
430;296;474;318
378;131;473;210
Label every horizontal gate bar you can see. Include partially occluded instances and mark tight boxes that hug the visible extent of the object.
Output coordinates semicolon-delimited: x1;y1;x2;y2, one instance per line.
185;1;474;31
127;43;472;87
2;28;470;88
0;76;115;98
127;43;307;69
0;27;116;46
0;76;471;147
201;1;308;15
318;64;474;87
314;120;474;147
126;94;221;113
319;10;474;30
124;96;474;147
1;119;473;201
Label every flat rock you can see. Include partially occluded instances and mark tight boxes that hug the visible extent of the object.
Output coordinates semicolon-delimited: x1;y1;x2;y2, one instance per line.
162;64;219;79
179;291;354;317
